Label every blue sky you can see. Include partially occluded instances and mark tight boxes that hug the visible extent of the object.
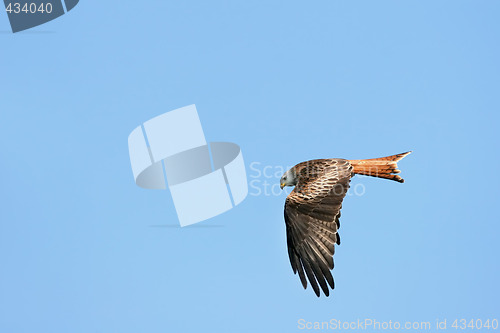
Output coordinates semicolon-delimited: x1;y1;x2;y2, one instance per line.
1;1;499;332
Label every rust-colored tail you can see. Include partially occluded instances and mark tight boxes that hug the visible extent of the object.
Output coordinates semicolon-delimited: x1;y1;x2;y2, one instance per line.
348;151;412;183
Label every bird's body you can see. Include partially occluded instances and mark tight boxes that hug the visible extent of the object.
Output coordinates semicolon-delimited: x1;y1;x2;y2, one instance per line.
280;152;411;297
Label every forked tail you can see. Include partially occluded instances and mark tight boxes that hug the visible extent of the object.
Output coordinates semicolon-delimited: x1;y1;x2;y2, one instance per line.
348;151;412;183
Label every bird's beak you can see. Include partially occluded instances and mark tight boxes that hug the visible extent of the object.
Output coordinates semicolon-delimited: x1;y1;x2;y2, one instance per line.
280;183;285;190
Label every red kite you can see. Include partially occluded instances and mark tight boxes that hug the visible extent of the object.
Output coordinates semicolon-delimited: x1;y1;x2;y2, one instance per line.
280;152;411;296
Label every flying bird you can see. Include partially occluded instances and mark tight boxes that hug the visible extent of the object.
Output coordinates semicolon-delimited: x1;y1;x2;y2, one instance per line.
280;151;411;297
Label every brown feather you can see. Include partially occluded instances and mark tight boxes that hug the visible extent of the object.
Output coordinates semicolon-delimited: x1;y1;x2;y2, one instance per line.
284;159;351;297
348;151;411;183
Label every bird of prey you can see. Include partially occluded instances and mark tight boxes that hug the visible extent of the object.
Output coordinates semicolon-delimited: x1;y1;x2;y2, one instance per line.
280;151;411;297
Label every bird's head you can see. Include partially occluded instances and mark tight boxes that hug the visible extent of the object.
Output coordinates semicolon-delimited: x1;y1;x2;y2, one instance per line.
280;168;298;190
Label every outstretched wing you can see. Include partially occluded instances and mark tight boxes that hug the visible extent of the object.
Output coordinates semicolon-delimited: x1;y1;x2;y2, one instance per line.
284;159;352;297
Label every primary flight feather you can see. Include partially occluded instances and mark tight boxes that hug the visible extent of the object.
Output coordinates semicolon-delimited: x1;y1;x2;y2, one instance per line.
280;152;411;297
